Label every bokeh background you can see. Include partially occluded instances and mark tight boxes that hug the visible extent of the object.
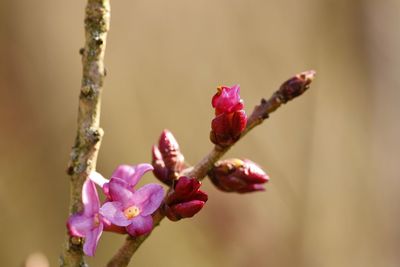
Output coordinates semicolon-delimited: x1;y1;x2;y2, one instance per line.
1;0;399;266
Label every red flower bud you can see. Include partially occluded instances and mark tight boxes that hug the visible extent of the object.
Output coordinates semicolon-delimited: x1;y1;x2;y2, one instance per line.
210;85;247;147
166;200;205;220
209;159;269;193
164;176;208;221
278;70;316;103
151;130;185;185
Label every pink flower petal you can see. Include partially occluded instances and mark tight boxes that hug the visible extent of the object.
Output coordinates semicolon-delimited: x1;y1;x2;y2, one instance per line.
111;164;135;181
132;184;164;216
99;201;131;227
83;223;103;257
111;164;153;187
126;215;153;236
130;164;154;185
108;178;135;205
67;214;92;237
82;179;100;217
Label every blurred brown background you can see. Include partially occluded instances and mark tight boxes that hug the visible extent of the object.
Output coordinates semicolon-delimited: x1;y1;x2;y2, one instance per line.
0;0;399;266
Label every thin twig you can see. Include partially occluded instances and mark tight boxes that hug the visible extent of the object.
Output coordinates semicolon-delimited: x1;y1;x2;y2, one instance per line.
106;70;315;267
60;1;110;266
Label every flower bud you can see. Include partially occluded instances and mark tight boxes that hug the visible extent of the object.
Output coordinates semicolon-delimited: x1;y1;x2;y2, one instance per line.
164;176;208;221
209;159;269;193
152;130;185;185
212;85;244;115
210;85;247;147
278;70;316;103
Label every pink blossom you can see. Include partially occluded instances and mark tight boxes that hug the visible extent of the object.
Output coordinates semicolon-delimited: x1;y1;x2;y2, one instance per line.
99;177;164;236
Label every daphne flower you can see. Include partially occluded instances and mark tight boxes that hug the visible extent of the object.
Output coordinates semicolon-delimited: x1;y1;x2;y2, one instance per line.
67;179;104;256
99;177;164;236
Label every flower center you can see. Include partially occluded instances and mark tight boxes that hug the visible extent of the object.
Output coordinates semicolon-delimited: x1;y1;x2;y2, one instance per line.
123;206;140;219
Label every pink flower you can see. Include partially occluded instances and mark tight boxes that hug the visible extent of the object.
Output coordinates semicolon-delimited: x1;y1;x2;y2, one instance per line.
210;85;247;147
89;164;165;236
67;179;104;256
99;177;164;236
209;159;269;193
164;177;208;221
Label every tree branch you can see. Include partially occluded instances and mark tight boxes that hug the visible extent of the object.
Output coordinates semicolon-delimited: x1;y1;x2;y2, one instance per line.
106;70;316;267
60;1;110;266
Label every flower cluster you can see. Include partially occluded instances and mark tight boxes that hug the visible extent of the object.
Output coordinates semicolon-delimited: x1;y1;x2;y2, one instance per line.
210;85;247;147
209;159;269;193
66;80;283;257
67;164;164;256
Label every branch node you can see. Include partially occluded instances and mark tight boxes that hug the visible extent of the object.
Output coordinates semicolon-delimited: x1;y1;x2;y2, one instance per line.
86;127;104;144
66;165;74;175
74;163;86;175
80;84;96;99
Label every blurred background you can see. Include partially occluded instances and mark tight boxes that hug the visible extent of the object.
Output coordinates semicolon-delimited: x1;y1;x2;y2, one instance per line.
0;0;399;266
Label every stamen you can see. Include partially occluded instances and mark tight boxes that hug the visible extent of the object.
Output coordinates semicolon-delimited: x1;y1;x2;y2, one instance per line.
123;206;140;219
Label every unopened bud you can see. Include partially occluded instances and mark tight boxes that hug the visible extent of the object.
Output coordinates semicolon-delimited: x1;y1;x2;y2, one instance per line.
209;159;269;193
278;70;316;103
158;130;185;171
210;85;247;147
164;176;208;221
151;130;185;185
